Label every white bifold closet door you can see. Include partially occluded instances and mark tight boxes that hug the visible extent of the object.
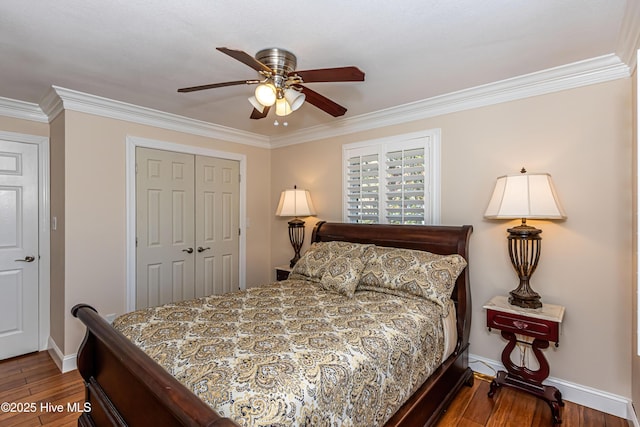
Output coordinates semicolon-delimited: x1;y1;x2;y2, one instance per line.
136;147;239;309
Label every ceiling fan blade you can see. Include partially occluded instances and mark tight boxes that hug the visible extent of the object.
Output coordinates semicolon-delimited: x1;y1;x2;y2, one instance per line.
177;80;258;93
250;105;271;120
294;66;365;83
216;47;272;74
294;85;347;117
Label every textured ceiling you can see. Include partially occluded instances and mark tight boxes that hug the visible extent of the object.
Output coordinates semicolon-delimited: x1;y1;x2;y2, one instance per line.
0;0;632;137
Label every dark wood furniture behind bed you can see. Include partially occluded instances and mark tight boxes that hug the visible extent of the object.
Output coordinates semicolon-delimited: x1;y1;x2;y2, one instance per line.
72;221;473;427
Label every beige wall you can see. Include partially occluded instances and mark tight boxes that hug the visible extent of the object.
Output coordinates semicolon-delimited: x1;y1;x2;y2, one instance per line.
0;116;49;137
49;113;66;350
271;79;633;397
633;64;640;416
50;110;272;354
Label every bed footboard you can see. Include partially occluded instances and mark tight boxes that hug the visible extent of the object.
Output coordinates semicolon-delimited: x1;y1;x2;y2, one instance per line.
72;304;238;427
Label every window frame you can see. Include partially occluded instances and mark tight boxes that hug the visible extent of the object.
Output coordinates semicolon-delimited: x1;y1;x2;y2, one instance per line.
342;129;441;225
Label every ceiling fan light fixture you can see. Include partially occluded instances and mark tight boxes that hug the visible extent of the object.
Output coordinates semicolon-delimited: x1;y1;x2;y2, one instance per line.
254;83;276;106
284;88;305;111
275;97;292;116
178;47;365;121
248;96;265;113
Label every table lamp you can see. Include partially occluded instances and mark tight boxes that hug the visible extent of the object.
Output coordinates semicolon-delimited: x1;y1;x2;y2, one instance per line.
484;168;566;308
275;185;316;267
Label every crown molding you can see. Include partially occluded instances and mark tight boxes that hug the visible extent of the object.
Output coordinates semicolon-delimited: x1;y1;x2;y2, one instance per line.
270;54;630;147
0;54;632;149
616;0;640;72
39;87;64;121
0;96;48;123
41;86;271;148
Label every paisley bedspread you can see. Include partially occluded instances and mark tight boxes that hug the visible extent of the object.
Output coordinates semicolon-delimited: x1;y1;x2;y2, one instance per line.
113;279;448;427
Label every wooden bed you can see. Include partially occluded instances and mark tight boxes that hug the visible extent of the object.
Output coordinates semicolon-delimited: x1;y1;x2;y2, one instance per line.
72;221;473;427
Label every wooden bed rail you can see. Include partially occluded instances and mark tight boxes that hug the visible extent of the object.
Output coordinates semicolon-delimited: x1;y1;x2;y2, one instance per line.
72;304;238;427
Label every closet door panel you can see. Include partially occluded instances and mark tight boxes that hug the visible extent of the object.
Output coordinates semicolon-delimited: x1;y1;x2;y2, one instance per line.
195;156;240;296
136;148;195;309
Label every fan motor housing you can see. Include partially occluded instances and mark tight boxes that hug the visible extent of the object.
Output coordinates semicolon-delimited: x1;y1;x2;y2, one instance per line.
255;48;297;77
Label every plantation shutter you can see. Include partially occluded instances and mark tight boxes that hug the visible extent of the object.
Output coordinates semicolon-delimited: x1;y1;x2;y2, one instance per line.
385;147;426;224
346;151;380;223
343;130;440;225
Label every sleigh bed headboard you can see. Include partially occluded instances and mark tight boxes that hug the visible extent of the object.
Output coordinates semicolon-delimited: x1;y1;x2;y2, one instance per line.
311;221;473;351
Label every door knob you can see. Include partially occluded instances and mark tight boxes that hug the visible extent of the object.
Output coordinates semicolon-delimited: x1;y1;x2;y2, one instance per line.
197;246;211;253
182;248;194;254
15;256;36;262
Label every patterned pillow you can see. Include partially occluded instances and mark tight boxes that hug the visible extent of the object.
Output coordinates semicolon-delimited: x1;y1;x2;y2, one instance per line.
358;246;467;309
289;241;372;286
320;255;366;297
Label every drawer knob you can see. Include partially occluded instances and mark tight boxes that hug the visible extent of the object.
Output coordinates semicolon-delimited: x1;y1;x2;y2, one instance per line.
513;320;529;330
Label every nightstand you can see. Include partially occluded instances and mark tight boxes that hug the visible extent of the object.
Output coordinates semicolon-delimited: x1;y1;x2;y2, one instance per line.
274;264;292;281
483;296;565;424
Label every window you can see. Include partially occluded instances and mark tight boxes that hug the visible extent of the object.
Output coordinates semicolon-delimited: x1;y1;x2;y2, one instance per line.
343;130;441;225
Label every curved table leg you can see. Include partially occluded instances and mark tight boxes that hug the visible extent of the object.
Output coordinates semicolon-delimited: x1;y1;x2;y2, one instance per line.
488;331;564;424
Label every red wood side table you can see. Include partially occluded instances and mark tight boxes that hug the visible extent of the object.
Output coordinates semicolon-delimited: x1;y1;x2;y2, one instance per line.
274;264;292;281
483;296;566;424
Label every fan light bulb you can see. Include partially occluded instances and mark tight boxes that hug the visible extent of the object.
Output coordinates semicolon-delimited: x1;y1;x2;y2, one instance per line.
248;96;265;113
284;88;305;111
254;83;276;106
275;97;292;116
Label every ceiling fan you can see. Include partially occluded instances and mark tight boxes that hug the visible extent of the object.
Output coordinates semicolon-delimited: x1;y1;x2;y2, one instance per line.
178;47;365;120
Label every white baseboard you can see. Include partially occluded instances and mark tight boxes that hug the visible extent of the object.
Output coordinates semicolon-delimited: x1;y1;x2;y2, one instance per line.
469;353;635;422
46;337;78;373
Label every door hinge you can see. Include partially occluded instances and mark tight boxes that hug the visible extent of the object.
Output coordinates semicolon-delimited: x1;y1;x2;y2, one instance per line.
238;228;241;236
238;174;241;183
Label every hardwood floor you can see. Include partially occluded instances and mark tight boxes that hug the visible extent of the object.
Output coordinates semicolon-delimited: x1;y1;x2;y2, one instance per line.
0;351;83;427
436;374;631;427
0;352;632;426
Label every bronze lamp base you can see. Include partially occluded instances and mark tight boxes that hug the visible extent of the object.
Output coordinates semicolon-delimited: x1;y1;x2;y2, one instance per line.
287;217;305;268
507;220;543;309
509;289;542;309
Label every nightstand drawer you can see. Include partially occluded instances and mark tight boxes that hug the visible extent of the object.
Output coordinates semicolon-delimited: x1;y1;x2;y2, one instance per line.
275;265;292;281
487;310;559;342
276;268;290;281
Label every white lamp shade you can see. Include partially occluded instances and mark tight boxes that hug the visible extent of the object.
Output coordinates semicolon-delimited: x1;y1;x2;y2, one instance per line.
275;97;292;116
275;188;316;217
284;88;305;111
254;83;276;106
248;96;265;113
484;173;566;219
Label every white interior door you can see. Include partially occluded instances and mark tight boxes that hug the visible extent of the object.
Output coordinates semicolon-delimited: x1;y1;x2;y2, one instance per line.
136;147;195;309
195;156;240;295
0;140;39;360
136;148;240;309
